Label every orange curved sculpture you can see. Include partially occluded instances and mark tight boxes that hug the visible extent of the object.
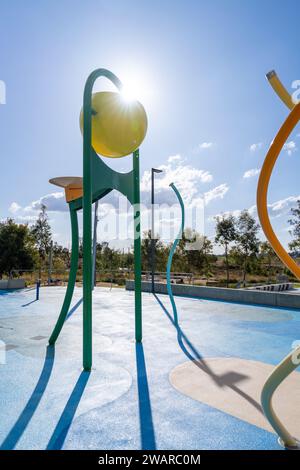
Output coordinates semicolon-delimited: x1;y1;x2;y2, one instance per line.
266;70;294;110
257;80;300;280
258;71;300;449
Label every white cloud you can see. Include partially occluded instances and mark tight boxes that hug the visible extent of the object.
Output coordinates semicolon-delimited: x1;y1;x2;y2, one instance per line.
283;140;297;155
243;168;260;179
140;154;213;204
193;142;215;153
210;195;300;225
167;154;183;163
248;204;257;215
25;191;67;212
12;153;219;245
269;195;300;213
15;215;38;223
208;208;242;222
199;142;214;149
250;142;262;152
204;184;229;205
9;202;21;213
20;154;213;220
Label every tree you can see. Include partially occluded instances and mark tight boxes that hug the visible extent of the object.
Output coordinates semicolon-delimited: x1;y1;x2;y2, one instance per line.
0;219;38;277
259;241;279;282
177;229;214;274
141;230;166;272
236;210;260;285
31;204;52;264
199;236;214;275
215;215;236;287
123;249;134;270
288;200;300;256
95;241;119;271
141;230;152;271
52;242;70;268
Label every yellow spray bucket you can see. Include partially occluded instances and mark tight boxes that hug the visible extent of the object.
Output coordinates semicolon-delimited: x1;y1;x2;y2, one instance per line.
80;91;147;158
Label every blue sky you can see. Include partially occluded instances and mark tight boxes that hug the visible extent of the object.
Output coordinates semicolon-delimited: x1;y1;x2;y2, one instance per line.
1;0;300;251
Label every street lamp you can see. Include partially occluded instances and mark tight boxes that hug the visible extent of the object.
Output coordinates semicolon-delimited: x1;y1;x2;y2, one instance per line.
151;167;163;293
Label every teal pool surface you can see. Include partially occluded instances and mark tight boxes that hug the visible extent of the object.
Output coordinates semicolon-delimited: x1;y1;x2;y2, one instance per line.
0;286;299;450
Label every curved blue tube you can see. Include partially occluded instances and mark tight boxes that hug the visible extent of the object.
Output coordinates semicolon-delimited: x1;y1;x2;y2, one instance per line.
166;183;185;326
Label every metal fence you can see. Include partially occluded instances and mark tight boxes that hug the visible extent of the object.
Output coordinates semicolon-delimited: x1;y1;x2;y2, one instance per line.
4;269;134;288
2;267;288;289
3;269;194;288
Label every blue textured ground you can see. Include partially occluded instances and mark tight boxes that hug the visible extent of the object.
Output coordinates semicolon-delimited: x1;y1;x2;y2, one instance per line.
0;286;299;450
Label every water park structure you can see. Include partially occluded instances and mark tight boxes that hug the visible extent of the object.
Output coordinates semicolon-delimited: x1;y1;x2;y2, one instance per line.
48;69;147;371
0;66;300;454
258;70;300;449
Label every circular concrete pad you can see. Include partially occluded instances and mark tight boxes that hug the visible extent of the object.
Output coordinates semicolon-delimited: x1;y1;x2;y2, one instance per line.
170;357;300;440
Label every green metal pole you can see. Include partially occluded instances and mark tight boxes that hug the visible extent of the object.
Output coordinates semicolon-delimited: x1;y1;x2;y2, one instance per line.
82;78;94;371
133;149;142;342
49;207;79;344
82;69;122;370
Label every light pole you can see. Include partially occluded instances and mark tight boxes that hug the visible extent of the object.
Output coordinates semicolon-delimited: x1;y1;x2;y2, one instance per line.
48;241;53;285
151;168;163;293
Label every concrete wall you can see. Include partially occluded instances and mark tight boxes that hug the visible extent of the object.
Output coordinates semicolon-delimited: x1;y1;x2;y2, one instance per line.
0;279;25;290
126;280;300;309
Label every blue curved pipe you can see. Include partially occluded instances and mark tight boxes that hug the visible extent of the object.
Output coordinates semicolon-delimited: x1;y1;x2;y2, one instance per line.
166;183;185;326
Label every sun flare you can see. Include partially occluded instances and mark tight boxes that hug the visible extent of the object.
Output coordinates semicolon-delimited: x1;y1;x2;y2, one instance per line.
120;75;150;105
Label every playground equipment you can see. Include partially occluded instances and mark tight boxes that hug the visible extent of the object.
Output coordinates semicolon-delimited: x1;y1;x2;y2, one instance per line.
166;183;185;326
48;69;147;371
258;70;300;449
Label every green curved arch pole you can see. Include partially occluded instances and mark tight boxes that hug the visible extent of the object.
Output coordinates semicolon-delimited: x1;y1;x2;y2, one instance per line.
166;183;185;326
48;69;142;371
49;207;79;345
82;69;122;371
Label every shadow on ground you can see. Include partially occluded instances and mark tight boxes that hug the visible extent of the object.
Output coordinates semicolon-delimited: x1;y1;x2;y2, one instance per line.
0;345;55;450
154;293;262;413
